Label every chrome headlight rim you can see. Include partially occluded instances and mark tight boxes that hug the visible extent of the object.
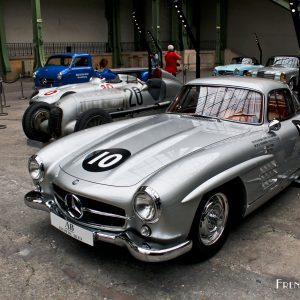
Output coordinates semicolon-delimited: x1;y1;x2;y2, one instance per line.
32;71;37;79
57;72;62;80
28;154;44;183
133;186;161;223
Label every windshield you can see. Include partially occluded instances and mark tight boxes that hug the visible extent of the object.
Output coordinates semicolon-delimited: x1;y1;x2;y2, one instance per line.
45;56;72;67
167;85;263;124
231;57;255;65
266;56;299;68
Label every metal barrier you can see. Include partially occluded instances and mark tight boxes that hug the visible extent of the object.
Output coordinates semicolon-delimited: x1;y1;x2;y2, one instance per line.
0;78;7;129
19;74;27;100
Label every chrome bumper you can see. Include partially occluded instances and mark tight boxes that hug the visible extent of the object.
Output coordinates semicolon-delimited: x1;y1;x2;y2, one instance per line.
24;191;193;262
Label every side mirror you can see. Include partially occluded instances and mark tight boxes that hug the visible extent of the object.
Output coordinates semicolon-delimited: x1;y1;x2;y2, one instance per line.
268;119;281;132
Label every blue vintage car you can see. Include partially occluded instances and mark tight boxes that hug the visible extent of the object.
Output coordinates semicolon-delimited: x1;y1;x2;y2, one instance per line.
213;57;264;76
33;53;96;88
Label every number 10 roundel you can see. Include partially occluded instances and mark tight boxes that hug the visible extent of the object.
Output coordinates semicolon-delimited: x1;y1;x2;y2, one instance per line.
82;149;131;172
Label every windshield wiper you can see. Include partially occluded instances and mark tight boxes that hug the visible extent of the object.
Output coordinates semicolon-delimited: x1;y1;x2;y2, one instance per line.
189;114;221;122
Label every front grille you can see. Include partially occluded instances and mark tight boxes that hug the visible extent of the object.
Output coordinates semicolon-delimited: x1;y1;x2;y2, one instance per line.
53;183;127;228
219;70;234;76
39;78;55;85
48;107;63;137
257;71;275;80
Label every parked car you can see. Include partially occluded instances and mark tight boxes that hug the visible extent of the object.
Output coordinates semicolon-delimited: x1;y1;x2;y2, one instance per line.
24;77;300;262
248;55;299;90
33;53;97;88
22;68;182;142
213;57;263;76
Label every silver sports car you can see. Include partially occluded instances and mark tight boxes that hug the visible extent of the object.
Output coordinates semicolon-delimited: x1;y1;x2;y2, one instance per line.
22;68;182;142
248;55;299;90
25;77;300;262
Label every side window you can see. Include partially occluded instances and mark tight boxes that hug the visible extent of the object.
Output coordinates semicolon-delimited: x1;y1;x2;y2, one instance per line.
74;57;88;67
267;89;293;122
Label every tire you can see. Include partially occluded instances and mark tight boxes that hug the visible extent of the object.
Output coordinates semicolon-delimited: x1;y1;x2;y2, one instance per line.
188;189;231;261
22;102;52;142
74;108;113;132
288;78;296;91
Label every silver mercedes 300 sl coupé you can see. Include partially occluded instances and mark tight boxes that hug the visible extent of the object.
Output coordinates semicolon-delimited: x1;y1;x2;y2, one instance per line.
25;77;300;262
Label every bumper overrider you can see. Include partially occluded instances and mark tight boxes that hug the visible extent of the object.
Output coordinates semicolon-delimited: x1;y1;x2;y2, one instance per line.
24;190;192;262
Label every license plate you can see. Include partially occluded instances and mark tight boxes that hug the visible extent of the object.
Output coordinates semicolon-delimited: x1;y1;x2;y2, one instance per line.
50;212;94;246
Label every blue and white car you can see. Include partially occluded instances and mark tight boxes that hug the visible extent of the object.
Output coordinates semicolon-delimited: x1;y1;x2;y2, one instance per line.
213;57;264;76
33;53;95;88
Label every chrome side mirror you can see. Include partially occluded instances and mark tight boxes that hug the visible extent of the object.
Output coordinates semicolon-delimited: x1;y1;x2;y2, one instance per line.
268;119;281;132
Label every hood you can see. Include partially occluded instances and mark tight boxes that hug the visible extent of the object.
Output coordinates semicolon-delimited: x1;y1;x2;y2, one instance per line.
60;114;250;187
215;64;248;71
258;66;296;73
36;65;68;77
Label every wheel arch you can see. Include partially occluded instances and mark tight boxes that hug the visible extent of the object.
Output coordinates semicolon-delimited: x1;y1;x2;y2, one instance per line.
59;91;76;99
187;176;247;241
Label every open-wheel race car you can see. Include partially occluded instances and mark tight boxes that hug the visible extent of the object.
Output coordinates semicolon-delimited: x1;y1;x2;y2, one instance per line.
25;76;300;262
22;68;182;142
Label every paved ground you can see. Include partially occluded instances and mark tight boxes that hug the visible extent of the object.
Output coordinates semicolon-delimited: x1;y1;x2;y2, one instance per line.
0;73;299;300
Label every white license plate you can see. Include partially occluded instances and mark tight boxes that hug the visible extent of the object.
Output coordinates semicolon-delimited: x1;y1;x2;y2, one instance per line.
50;212;94;246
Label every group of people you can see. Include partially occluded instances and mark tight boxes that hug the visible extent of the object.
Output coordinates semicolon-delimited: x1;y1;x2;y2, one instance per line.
96;44;181;81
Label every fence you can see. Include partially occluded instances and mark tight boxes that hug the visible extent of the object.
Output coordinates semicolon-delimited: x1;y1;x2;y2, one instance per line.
7;40;216;58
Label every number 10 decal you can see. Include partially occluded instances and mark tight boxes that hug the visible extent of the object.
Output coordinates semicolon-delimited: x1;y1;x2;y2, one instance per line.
82;149;131;172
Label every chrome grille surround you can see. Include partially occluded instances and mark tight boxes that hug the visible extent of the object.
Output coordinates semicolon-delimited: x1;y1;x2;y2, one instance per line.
52;183;129;231
257;71;275;80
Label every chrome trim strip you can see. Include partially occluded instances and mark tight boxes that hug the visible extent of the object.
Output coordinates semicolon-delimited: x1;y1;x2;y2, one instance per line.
83;207;129;220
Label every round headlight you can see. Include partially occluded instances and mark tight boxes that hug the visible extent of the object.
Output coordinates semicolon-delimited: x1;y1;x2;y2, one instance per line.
280;72;286;82
28;155;44;182
32;72;37;78
57;72;62;80
133;187;161;223
234;68;239;75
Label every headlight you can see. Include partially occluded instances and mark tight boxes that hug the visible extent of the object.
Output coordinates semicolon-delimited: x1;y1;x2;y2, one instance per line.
32;72;37;78
28;155;44;182
280;72;286;82
234;68;239;75
133;187;161;223
57;72;62;80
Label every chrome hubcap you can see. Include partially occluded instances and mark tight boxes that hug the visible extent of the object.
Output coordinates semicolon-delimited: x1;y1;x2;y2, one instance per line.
199;193;229;246
32;109;49;130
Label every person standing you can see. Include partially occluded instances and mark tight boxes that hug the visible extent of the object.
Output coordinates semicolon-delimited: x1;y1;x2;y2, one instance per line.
96;58;116;80
164;45;181;76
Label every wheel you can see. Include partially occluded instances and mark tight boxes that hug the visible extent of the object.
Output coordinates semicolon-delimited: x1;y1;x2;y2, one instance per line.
22;102;52;142
288;78;296;91
74;108;113;132
189;190;231;261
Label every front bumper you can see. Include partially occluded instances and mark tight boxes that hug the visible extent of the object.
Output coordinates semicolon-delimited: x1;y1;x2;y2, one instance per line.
24;190;192;262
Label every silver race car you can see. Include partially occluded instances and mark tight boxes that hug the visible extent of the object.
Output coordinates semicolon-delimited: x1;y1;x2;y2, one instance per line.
22;68;182;142
25;77;300;262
